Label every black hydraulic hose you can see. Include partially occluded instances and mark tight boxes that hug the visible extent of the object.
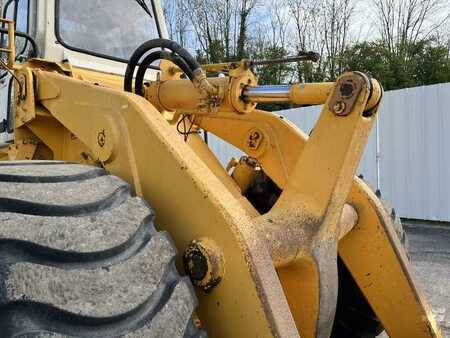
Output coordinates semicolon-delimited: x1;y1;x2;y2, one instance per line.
124;38;201;93
0;28;39;57
0;1;38;81
6;76;13;133
168;53;195;80
13;0;18;29
2;0;16;19
0;29;39;81
18;0;33;56
134;51;194;97
134;51;166;97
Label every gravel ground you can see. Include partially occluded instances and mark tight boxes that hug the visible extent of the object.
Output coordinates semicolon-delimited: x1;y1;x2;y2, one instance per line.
379;221;450;337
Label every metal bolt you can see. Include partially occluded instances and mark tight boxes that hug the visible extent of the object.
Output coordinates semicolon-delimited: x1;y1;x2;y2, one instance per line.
183;238;225;293
248;130;262;150
97;129;106;148
340;82;355;98
332;101;346;115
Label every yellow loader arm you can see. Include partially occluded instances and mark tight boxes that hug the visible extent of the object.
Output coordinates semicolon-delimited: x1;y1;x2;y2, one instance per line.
0;41;442;338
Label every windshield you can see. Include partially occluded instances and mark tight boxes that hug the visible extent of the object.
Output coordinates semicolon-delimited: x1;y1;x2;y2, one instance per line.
56;0;160;61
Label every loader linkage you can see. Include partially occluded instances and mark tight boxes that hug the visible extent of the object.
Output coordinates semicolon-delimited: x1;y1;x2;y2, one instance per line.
0;32;443;338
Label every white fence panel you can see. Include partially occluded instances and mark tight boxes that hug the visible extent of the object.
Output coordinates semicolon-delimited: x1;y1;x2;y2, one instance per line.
379;83;450;221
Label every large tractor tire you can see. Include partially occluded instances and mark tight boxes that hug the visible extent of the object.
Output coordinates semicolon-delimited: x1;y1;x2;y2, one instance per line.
0;161;205;338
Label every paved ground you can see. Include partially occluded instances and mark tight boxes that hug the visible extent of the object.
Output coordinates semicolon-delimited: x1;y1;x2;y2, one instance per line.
385;221;450;337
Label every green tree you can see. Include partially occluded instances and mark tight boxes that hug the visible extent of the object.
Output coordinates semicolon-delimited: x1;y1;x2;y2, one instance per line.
341;39;450;90
251;46;293;85
414;43;450;86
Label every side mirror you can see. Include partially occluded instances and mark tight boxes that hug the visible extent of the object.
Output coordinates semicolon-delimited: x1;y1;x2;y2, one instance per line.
0;18;16;68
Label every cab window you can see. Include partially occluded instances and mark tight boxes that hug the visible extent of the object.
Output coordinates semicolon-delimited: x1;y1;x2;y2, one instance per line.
56;0;160;62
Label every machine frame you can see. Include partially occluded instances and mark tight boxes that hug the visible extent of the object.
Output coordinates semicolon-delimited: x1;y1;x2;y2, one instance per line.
0;1;443;337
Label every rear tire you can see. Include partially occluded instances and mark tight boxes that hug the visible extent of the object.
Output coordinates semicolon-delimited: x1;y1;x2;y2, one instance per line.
331;256;385;338
0;161;205;338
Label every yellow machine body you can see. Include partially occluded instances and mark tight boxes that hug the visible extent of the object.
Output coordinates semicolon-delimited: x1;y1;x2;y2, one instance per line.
0;10;443;338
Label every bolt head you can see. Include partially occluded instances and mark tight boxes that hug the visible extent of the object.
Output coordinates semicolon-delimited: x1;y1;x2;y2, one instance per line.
97;130;106;148
183;238;225;293
340;82;355;98
332;101;346;115
248;131;262;150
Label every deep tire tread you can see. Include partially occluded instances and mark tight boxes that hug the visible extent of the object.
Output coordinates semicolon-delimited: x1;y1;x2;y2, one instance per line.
0;161;204;338
0;185;130;216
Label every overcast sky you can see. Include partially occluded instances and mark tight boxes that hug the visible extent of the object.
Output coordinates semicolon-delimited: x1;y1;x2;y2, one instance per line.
352;0;449;42
246;0;450;44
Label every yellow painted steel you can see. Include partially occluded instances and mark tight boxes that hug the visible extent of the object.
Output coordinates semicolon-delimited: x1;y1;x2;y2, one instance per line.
5;139;37;160
2;58;443;338
343;179;442;338
196;110;306;188
147;78;336;114
30;70;300;338
289;82;334;105
259;73;377;338
72;67;126;89
0;148;8;160
228;157;258;194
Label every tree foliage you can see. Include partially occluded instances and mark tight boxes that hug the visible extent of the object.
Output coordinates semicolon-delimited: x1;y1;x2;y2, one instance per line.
342;39;450;90
162;0;450;91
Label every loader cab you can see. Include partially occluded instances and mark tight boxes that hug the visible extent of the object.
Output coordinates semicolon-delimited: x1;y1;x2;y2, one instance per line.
0;0;167;142
51;0;165;73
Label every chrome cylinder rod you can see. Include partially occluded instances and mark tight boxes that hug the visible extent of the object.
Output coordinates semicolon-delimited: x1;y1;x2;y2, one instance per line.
243;85;292;103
